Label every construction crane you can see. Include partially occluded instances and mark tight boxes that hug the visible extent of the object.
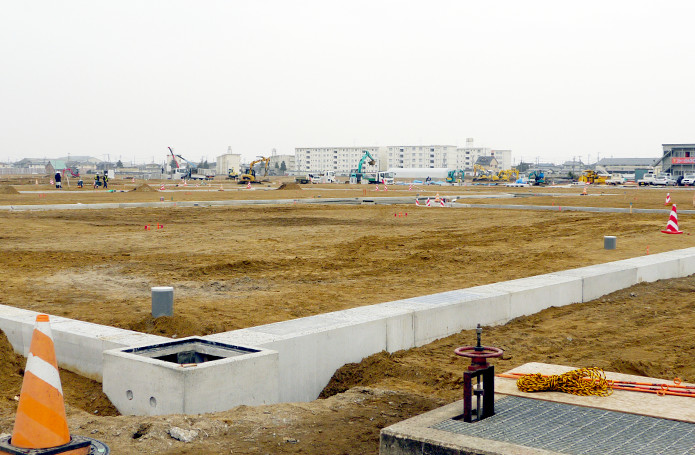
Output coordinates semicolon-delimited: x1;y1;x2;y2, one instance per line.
238;157;271;183
349;151;377;184
473;164;499;182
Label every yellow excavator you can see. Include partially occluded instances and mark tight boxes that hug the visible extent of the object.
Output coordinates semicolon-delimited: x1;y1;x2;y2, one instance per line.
578;170;607;184
473;164;499;182
497;169;519;182
238;157;271;183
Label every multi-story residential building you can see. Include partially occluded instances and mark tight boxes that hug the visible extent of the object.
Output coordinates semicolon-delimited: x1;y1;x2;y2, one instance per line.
383;145;455;169
295;140;512;175
294;147;381;174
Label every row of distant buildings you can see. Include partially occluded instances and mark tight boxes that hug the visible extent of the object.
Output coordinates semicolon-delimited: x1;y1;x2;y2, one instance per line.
4;143;695;179
215;139;512;176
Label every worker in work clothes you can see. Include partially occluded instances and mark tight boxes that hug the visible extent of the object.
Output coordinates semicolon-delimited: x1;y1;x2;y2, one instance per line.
103;172;109;189
94;174;100;188
54;172;62;189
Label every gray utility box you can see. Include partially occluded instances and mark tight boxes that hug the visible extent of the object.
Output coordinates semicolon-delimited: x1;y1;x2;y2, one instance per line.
103;338;279;415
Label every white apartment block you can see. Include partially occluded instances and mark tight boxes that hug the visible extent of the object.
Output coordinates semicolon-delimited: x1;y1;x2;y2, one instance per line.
295;147;381;174
453;138;512;170
384;145;455;169
295;140;512;175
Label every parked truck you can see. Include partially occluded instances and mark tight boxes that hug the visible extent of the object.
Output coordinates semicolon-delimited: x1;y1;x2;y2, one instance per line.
638;171;657;186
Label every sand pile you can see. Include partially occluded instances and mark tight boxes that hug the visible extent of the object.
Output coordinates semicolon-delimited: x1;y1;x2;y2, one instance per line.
278;182;302;190
0;330;25;402
129;184;156;192
0;185;19;194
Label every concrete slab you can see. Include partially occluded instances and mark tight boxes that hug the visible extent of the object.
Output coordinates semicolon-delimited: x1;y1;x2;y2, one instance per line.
381;363;695;454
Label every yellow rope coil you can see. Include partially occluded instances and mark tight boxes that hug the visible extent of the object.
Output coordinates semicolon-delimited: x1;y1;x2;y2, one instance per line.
516;367;614;397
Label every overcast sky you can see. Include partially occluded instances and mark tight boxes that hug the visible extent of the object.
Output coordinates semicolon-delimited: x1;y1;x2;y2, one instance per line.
1;1;694;165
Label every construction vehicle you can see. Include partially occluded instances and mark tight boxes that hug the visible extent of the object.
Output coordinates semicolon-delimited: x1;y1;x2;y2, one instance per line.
349;151;377;184
168;147;213;180
446;169;465;184
238;157;271;184
227;168;239;180
472;164;499;182
60;168;80;178
309;171;336;184
496;169;518;182
528;170;546;185
578;170;607;185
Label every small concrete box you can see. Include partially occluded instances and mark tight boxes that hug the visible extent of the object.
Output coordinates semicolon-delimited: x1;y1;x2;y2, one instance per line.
103;337;279;415
604;236;617;250
151;286;174;317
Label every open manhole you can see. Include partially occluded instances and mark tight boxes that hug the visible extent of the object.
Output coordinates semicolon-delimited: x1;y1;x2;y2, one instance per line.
122;338;259;366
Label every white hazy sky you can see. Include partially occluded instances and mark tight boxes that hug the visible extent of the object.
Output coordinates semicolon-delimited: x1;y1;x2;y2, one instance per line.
1;1;694;165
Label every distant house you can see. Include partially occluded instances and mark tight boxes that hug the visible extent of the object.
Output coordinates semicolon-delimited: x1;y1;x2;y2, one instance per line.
475;155;499;170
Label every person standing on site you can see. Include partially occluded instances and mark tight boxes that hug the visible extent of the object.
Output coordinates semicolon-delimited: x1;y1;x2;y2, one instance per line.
94;174;100;188
54;171;62;189
103;171;108;189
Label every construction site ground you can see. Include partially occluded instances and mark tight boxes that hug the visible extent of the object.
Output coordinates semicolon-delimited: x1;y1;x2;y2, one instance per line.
0;177;694;454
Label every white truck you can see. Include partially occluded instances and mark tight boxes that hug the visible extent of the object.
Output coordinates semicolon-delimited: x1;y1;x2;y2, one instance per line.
606;174;626;185
637;171;657;186
309;171;336;184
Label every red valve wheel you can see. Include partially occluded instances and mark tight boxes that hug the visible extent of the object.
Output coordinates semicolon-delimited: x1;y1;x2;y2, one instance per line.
454;346;504;359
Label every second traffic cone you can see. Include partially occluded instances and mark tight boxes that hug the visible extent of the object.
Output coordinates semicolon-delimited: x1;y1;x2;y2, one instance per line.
661;204;683;234
582;186;587;196
665;193;671;205
0;314;93;455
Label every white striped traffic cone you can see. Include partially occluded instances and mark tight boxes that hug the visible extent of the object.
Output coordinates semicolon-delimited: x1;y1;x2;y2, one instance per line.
246;181;251;189
665;193;671;205
183;180;187;187
408;184;413;191
415;198;420;206
440;199;445;207
160;184;165;191
426;197;431;207
0;314;101;454
375;185;379;191
661;204;683;234
384;184;388;192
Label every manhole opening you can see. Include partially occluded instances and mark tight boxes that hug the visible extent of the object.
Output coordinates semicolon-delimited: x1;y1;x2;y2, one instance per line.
123;338;259;365
155;350;226;365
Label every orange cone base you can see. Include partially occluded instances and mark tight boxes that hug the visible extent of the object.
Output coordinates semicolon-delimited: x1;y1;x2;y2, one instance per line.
661;230;683;234
0;435;106;454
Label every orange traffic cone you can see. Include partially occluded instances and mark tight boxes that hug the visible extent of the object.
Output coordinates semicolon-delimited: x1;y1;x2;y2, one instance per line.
582;186;587;196
661;204;684;234
0;314;106;454
665;193;671;205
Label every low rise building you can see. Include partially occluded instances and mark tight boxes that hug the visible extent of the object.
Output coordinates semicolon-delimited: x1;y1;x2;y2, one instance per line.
657;144;695;178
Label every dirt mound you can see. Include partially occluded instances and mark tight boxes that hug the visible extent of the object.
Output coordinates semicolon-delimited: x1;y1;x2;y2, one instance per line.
128;315;227;337
277;182;302;190
0;329;118;416
129;183;156;192
0;330;25;403
0;185;19;194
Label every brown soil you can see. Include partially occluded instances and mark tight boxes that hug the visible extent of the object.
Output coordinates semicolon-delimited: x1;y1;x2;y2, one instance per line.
0;185;19;194
130;183;156;192
0;177;694;454
277;182;302;190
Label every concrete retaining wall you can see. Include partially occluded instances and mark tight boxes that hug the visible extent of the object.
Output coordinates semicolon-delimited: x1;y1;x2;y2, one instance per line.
0;305;168;380
2;247;695;412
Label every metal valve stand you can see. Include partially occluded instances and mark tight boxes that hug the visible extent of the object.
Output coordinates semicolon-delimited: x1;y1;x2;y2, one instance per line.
454;324;504;423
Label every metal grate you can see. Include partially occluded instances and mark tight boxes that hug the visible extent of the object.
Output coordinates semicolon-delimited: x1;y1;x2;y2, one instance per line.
431;396;695;455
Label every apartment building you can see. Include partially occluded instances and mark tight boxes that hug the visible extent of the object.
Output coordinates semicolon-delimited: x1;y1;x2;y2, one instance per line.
383;145;455;169
294;147;381;174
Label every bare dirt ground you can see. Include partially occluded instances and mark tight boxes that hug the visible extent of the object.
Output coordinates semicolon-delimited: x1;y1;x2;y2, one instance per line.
0;176;694;454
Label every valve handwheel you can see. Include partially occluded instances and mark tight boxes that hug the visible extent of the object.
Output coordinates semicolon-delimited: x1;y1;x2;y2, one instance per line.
454;345;504;358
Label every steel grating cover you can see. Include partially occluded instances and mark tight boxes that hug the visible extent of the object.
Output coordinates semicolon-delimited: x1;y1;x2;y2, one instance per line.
431;396;695;454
